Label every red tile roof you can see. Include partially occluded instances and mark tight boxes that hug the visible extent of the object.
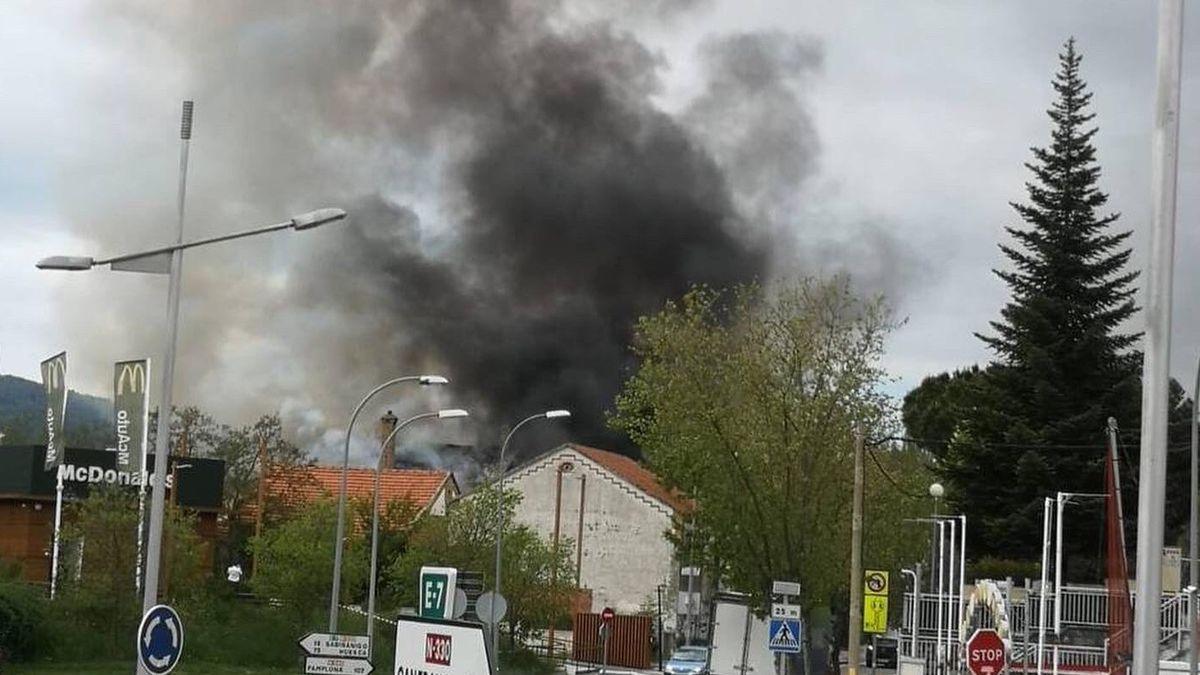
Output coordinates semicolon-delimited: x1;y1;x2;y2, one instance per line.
262;464;453;513
569;444;693;514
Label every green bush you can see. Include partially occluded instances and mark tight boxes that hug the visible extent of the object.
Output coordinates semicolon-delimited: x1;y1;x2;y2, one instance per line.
0;581;48;663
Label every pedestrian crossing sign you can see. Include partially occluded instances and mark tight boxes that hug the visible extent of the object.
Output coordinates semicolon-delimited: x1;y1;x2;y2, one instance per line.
768;618;802;653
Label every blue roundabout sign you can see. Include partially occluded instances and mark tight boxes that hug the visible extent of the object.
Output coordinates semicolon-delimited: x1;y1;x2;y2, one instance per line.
137;604;184;674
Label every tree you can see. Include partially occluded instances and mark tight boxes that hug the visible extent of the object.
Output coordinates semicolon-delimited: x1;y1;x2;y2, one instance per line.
55;486;200;657
250;499;367;622
385;483;575;644
904;40;1194;566
611;279;931;623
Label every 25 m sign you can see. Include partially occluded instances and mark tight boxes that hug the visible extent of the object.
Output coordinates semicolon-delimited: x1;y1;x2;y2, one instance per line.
425;634;451;666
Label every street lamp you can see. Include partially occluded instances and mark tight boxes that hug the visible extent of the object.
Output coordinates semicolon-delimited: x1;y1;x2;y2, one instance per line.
34;102;347;647
328;374;450;632
366;408;469;646
490;409;571;671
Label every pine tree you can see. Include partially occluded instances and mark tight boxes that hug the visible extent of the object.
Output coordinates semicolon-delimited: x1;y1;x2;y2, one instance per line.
957;39;1141;562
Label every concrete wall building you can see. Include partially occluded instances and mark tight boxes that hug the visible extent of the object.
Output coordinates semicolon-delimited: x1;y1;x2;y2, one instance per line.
487;443;691;616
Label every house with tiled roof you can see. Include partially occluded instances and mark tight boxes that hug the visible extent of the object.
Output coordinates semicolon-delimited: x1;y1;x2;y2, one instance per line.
257;464;459;520
469;442;696;623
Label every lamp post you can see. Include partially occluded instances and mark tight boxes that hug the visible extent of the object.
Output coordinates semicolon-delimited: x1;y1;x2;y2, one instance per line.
366;409;469;646
490;409;571;671
34;103;348;653
901;566;921;658
327;375;449;632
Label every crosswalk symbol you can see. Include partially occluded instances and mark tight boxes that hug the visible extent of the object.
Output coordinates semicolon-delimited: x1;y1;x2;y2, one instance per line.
769;618;802;653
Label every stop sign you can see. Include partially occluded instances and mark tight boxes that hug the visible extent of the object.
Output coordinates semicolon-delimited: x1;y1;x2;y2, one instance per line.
601;607;615;624
966;629;1006;675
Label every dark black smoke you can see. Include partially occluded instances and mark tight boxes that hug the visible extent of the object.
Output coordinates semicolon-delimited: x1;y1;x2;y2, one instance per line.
67;0;843;465
306;6;768;450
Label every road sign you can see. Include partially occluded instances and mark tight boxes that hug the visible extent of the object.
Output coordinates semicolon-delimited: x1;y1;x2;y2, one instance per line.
966;629;1006;675
862;569;889;634
772;580;802;596
768;618;802;653
304;656;374;674
419;566;458;619
298;633;369;659
772;602;801;620
601;606;615;624
395;615;492;674
476;590;507;624
137;604;184;674
864;570;889;596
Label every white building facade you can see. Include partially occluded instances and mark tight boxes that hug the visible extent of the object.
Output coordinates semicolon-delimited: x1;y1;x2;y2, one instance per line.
496;443;688;616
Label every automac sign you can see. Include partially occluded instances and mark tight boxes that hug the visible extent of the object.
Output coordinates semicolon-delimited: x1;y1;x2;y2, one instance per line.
394;616;489;675
56;463;173;488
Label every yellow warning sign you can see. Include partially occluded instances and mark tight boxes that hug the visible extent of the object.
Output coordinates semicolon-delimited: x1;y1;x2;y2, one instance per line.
863;595;888;633
864;570;889;596
863;570;889;634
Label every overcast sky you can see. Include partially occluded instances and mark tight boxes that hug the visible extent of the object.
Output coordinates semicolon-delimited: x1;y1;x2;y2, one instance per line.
1;1;1197;460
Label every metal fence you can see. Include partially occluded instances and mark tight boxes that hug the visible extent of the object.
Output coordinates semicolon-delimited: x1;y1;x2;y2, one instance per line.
900;584;1193;672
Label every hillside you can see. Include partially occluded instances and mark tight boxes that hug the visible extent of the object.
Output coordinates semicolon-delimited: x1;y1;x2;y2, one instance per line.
0;374;113;448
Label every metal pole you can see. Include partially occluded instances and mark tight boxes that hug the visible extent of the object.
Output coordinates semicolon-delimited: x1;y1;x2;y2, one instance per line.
367;412;442;646
686;522;697;646
657;585;665;672
1133;1;1184;673
141;100;192;630
955;511;964;662
947;518;957;667
328;375;443;632
935;521;945;674
491;413;548;672
50;469;63;598
1054;493;1065;635
1038;497;1052;675
848;429;865;675
912;564;922;657
871;635;878;675
1192;356;1199;675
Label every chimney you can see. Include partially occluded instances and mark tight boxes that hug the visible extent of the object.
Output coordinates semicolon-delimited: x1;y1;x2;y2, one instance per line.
379;410;398;472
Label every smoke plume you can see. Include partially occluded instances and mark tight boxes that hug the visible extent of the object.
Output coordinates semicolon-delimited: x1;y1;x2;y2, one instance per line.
50;0;912;469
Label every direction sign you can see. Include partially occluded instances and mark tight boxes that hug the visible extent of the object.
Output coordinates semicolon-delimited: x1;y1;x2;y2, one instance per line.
304;656;374;674
768;618;802;653
420;566;458;620
299;633;369;659
966;629;1006;675
137;604;184;675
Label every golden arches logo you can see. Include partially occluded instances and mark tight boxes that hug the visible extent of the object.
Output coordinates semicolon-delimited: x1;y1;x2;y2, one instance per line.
117;362;146;395
42;356;65;390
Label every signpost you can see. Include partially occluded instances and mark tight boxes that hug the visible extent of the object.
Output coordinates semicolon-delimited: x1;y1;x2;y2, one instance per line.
420;566;459;620
298;632;371;674
299;633;370;658
768;618;803;654
137;604;184;675
966;629;1006;675
862;570;889;634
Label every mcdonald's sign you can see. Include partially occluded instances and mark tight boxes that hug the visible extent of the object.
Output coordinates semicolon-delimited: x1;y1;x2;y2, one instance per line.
40;352;67;471
113;359;150;474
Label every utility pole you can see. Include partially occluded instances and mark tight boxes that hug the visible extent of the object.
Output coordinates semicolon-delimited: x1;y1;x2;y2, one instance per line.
847;428;865;675
1133;1;1184;673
